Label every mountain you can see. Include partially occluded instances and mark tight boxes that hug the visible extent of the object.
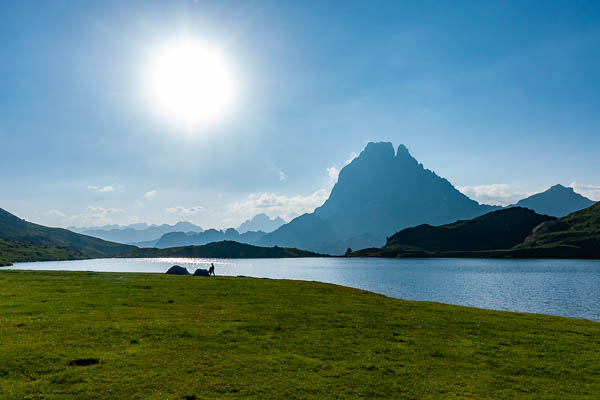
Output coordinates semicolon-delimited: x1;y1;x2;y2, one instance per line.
154;228;266;248
123;240;323;259
509;184;595;217
353;207;554;257
259;142;499;254
77;221;204;244
0;208;136;265
237;213;286;234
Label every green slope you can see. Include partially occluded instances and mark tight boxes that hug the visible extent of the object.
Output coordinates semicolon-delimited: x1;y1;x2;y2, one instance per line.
352;203;600;259
0;239;88;266
514;202;600;257
0;208;136;265
123;240;324;258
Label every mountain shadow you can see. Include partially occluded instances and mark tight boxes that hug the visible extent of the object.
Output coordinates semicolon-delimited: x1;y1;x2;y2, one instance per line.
508;184;595;217
259;142;499;254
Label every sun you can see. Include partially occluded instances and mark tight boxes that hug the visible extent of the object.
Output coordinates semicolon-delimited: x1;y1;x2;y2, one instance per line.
147;39;235;127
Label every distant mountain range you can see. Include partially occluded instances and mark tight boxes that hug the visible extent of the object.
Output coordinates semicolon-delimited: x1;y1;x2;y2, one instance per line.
258;142;500;254
352;202;600;259
507;184;595;217
72;213;285;247
0;209;317;265
73;221;204;244
237;213;286;234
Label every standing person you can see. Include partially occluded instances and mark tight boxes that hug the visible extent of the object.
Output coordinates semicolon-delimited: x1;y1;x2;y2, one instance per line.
208;263;215;276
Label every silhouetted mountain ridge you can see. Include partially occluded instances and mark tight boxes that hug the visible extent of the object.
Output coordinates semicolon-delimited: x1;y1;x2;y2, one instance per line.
352;202;600;259
122;240;323;259
259;142;500;254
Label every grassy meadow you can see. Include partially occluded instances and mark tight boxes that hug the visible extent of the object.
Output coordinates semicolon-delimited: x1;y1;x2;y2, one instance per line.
0;270;599;399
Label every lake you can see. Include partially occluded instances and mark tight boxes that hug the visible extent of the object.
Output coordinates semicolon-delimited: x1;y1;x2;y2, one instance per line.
6;257;600;321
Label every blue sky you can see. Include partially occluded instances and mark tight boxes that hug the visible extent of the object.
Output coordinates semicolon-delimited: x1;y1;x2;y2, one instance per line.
1;0;599;229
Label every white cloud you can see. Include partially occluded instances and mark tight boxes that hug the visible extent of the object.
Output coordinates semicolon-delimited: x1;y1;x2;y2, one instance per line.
87;185;115;193
144;190;157;198
569;182;600;201
227;190;330;222
278;170;288;181
326;152;357;187
166;205;205;216
457;184;528;206
45;209;66;218
49;206;125;227
345;152;358;165
327;166;340;185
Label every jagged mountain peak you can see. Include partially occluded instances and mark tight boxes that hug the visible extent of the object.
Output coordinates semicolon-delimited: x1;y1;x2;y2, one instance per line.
260;141;498;254
360;141;396;159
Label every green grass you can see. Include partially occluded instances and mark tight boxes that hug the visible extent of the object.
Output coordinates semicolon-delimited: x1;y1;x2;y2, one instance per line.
1;270;599;399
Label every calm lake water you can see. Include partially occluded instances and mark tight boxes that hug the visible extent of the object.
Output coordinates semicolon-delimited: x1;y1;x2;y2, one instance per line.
6;257;600;321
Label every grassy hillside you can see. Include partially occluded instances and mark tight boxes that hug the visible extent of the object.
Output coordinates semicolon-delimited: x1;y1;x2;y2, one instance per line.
1;270;598;399
123;240;323;258
388;207;553;252
0;208;136;262
515;202;600;257
0;239;88;266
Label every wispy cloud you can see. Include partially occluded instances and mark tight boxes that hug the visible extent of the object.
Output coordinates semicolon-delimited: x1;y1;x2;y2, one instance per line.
166;206;205;216
46;206;125;227
45;209;66;218
327;167;340;185
87;185;115;193
569;182;600;201
278;170;288;181
227;190;329;221
144;190;157;198
326;152;357;187
457;184;529;206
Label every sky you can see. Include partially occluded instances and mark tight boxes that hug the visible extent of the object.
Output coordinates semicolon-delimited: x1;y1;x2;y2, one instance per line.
1;0;599;229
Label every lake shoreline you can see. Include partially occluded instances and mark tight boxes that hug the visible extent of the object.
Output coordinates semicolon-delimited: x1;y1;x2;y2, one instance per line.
6;257;600;321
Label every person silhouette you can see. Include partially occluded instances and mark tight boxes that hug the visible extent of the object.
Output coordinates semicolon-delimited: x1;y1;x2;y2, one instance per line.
208;263;215;276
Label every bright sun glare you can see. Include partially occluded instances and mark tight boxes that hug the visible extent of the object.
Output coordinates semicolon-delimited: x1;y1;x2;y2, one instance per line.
148;39;235;128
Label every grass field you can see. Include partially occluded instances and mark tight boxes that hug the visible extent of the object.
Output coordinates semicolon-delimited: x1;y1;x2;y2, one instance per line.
0;270;599;399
